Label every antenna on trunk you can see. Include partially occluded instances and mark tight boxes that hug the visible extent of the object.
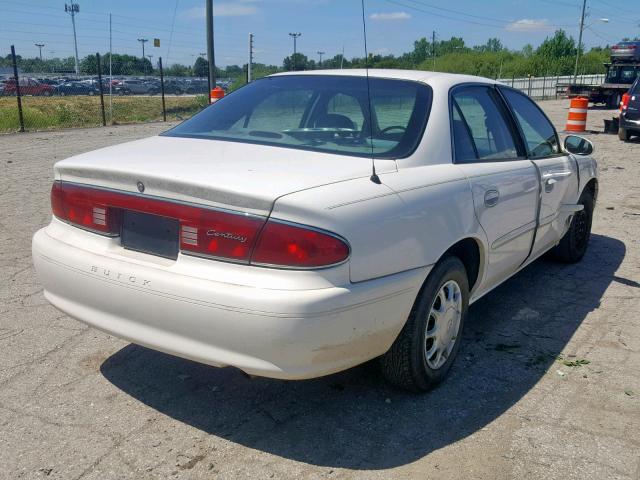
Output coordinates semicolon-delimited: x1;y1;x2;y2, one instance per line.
361;0;381;185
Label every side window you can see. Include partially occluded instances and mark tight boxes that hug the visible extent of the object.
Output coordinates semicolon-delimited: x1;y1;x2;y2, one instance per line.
452;102;477;162
501;88;559;159
452;86;519;162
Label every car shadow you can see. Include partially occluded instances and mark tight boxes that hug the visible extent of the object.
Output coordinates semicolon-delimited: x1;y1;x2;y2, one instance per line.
100;233;625;470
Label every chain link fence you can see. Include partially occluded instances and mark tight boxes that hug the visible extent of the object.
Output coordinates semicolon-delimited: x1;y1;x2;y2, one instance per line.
1;46;216;133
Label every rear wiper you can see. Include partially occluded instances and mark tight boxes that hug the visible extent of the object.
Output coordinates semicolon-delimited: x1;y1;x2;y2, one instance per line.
249;130;283;139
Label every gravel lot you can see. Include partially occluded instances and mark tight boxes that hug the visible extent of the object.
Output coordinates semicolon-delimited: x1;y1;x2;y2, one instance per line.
1;101;639;480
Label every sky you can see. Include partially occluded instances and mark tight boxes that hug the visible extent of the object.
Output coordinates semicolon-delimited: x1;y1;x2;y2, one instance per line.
2;0;639;68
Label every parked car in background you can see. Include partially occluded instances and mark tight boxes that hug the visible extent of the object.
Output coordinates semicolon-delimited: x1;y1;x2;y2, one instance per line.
32;70;598;391
162;79;185;95
3;77;55;96
114;79;159;95
611;41;640;62
184;79;209;94
54;81;101;96
619;76;640;141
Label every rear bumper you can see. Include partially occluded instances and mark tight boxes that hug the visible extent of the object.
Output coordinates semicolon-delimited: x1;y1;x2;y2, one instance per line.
620;114;640;132
32;223;426;379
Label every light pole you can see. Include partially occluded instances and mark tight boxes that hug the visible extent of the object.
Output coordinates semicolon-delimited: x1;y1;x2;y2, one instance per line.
138;38;148;75
289;32;301;71
35;43;45;61
64;2;80;75
317;50;325;68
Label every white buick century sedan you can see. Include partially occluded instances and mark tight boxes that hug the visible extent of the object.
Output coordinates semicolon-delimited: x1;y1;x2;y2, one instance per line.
33;70;598;391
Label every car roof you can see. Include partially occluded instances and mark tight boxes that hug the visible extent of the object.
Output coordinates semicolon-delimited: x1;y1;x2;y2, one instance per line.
269;69;498;90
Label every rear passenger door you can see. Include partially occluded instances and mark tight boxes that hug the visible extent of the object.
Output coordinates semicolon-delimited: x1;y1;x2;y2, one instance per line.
451;85;539;291
499;87;579;260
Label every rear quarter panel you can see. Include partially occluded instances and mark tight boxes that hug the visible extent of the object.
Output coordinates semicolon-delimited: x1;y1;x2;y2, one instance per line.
271;164;486;284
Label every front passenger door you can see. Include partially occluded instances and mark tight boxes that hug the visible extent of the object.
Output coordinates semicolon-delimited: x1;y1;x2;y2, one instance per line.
500;88;579;260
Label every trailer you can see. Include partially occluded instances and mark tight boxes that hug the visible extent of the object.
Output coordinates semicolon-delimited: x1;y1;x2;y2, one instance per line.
557;62;640;108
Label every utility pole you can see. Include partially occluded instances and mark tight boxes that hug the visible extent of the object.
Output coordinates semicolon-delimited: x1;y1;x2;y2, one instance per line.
432;30;436;70
573;0;587;84
206;0;216;90
248;33;254;83
138;38;148;75
317;51;325;68
35;43;44;61
289;32;301;70
64;2;80;75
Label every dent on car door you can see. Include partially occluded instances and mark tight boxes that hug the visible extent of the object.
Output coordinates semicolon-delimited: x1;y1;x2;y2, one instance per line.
451;85;539;292
499;87;579;259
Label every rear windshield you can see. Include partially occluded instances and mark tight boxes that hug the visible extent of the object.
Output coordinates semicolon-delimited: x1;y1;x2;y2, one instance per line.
163;75;432;159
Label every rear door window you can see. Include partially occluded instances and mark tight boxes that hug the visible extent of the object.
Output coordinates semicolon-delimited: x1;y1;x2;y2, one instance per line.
500;88;559;159
451;86;520;162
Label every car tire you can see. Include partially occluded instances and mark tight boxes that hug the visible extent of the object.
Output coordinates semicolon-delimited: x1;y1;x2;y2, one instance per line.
42;91;50;97
552;189;594;263
88;90;95;96
380;256;469;392
59;91;66;96
618;127;631;141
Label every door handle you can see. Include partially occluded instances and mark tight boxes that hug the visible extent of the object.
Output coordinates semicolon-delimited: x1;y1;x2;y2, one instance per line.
542;171;571;192
484;189;500;207
542;171;572;181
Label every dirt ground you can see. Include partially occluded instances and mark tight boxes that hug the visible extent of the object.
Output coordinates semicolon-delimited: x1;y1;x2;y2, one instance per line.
0;101;639;480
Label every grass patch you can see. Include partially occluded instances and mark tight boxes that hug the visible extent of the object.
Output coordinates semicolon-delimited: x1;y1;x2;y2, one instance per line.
0;95;207;133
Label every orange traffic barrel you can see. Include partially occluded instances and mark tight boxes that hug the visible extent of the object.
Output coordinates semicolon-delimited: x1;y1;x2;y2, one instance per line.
210;86;225;104
565;97;588;132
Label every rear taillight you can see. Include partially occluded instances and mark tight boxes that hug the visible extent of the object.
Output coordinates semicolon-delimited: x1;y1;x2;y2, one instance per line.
51;181;120;234
50;181;350;268
251;220;349;268
178;210;264;262
621;93;631;111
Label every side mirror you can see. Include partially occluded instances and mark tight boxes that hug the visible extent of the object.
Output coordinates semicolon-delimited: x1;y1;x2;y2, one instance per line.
564;135;594;156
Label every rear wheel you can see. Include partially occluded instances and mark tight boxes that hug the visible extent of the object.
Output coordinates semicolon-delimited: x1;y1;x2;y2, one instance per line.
380;256;469;392
552;189;594;263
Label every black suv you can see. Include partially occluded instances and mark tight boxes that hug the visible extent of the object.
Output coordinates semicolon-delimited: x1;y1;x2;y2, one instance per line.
619;77;640;141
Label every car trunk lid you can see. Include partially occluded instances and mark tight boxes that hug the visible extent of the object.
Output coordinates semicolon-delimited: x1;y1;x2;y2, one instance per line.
55;135;396;216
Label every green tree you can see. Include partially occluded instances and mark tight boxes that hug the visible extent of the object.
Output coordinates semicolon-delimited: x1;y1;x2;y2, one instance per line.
193;57;208;77
536;29;576;58
283;53;309;71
